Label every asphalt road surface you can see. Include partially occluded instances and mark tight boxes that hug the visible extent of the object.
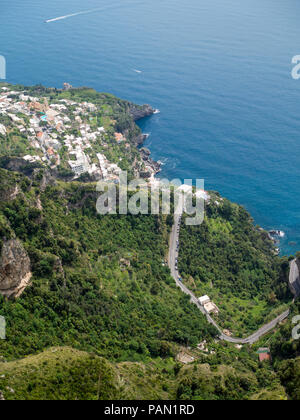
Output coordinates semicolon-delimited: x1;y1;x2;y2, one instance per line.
168;214;291;344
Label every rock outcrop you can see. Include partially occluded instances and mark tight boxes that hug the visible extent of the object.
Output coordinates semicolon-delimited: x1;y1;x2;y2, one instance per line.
0;239;32;298
288;258;300;298
140;148;161;174
0;156;42;177
0;183;20;203
129;104;154;121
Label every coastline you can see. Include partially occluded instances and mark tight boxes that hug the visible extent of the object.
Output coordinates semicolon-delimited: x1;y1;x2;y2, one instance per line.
138;109;289;254
0;81;293;254
131;105;162;179
0;82;162;184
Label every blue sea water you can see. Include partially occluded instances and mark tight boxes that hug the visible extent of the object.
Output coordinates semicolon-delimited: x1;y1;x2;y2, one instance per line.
1;0;300;254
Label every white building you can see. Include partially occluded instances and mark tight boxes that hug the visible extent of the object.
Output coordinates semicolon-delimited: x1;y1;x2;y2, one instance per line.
68;150;91;177
0;124;6;136
199;295;211;306
204;302;219;315
199;295;219;315
23;155;41;163
97;153;108;179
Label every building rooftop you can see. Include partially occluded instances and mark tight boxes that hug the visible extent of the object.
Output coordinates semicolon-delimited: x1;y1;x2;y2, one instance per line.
199;295;210;305
257;348;271;362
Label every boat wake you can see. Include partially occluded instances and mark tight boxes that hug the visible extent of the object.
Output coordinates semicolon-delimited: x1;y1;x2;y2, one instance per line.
45;9;100;23
45;1;144;24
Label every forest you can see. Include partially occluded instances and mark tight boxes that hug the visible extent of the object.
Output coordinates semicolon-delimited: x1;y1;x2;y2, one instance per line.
178;192;292;335
0;168;217;362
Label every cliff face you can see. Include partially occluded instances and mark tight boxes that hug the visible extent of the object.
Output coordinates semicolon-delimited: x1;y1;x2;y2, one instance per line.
0;157;42;177
0;183;19;203
129;104;154;121
292;259;300;298
0;239;32;298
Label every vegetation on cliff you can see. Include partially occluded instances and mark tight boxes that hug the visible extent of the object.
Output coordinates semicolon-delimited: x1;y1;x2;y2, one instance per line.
0;84;299;400
0;167;296;400
0;168;217;362
178;192;292;336
0;344;287;400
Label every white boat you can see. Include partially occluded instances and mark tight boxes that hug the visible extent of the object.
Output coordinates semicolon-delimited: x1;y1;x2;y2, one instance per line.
153;109;160;114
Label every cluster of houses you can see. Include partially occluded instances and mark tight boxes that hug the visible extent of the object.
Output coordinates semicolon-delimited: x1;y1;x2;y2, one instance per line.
0;86;122;180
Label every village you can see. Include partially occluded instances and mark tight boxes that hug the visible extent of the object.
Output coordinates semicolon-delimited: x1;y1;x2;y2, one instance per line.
0;85;130;182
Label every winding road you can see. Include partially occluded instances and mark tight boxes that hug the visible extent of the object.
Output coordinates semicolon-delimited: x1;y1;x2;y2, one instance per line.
168;213;291;344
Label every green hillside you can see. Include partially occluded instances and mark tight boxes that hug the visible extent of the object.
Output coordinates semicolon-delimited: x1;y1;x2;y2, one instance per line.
0;168;218;362
178;191;292;336
0;345;287;400
0;84;299;401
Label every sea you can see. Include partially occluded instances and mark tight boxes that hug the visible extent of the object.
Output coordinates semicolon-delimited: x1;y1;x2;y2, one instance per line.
1;0;300;255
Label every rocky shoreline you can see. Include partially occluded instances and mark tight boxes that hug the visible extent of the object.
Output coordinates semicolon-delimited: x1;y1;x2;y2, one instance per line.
129;103;155;122
130;103;162;178
139;146;161;178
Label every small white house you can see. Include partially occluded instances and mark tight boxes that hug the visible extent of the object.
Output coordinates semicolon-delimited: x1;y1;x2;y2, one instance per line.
199;295;210;306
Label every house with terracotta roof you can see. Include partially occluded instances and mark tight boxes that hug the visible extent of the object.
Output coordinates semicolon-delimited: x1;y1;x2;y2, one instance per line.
47;147;55;156
29;102;44;112
114;132;125;143
257;348;271;362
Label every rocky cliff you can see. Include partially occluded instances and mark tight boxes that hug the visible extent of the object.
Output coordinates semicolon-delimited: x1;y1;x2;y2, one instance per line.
0;239;32;298
129;104;154;121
